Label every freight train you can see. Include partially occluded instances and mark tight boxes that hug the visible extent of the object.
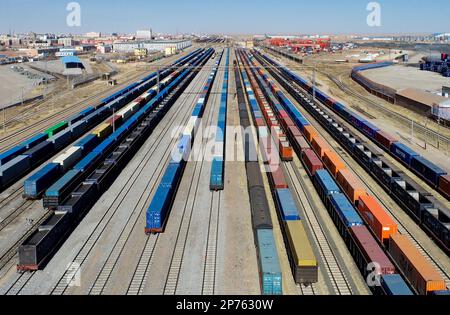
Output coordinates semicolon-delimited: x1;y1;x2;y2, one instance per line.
144;49;222;234
235;58;282;295
0;49;204;194
210;48;230;191
239;49;318;286
253;50;450;256
258;51;450;201
17;48;214;271
245;49;447;295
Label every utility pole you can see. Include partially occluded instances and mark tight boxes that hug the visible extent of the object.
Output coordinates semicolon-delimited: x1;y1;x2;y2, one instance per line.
312;66;316;102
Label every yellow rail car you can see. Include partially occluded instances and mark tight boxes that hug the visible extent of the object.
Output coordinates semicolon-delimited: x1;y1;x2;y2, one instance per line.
92;123;112;139
285;220;319;285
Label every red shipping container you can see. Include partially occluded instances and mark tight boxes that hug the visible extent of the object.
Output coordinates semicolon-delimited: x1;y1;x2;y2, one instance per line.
294;136;310;152
375;130;398;151
107;115;123;126
357;195;398;245
288;126;302;138
279;110;289;119
255;118;265;127
281;116;296;130
438;175;450;199
270;167;288;189
349;226;396;276
302;149;323;176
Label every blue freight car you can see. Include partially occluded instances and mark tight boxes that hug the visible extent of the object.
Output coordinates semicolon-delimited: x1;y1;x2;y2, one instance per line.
210;158;224;191
44;169;82;208
275;188;301;221
256;229;283;295
410;156;447;187
360;120;380;139
23;163;62;199
391;142;420;166
0;145;27;166
73;151;101;172
69;120;87;138
329;193;364;228
23;141;54;166
380;274;414;296
21;133;48;150
0;155;31;187
74;134;99;152
314;169;341;203
48;129;72;151
145;182;176;233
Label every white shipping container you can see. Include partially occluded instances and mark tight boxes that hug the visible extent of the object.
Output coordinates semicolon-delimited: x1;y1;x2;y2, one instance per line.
53;146;82;171
183;116;200;137
214;142;225;158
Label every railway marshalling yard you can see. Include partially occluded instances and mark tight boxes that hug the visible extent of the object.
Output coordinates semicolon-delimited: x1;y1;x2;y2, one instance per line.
0;42;449;296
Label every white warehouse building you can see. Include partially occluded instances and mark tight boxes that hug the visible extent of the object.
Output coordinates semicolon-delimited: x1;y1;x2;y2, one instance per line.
113;40;192;53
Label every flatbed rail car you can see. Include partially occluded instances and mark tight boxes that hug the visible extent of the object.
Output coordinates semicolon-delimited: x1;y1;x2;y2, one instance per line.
248;49;448;295
252;50;450;256
257;50;450;201
1;49;205;193
235;58;282;295
17;49;214;272
210;48;229;191
238;50;318;286
145;49;221;233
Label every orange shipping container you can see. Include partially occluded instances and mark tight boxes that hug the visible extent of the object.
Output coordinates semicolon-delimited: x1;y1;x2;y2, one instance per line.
337;169;367;204
389;234;446;295
357;195;398;244
303;125;317;143
311;136;331;159
323;151;346;177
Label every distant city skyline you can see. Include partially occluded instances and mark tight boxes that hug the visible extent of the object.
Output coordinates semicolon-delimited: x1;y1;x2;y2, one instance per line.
1;0;449;35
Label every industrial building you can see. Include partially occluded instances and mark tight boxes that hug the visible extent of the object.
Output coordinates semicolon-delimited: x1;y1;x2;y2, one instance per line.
113;39;192;53
395;88;446;116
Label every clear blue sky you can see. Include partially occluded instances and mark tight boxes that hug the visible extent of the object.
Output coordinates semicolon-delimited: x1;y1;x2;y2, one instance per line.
1;0;449;35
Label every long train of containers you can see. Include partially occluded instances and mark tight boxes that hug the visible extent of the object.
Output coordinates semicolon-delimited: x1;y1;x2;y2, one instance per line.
239;49;318;285
258;51;450;202
210;48;229;191
255;50;450;256
0;49;204;194
235;58;282;295
23;50;202;201
144;49;222;234
17;48;214;271
252;49;448;295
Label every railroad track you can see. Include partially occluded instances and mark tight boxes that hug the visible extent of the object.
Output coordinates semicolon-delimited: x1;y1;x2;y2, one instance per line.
202;191;221;295
0;52;193;151
0;200;36;233
268;49;450;152
334;146;450;288
284;162;354;295
0;188;24;210
277;73;450;288
48;59;213;295
0;209;52;273
163;66;222;295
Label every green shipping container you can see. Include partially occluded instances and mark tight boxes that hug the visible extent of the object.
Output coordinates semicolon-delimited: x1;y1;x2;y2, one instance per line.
45;121;68;138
